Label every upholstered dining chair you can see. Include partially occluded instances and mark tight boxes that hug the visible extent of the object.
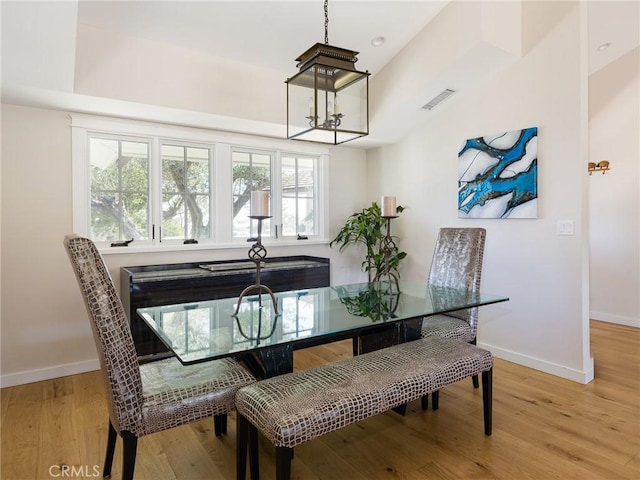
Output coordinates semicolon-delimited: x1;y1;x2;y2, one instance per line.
421;227;486;408
64;234;255;480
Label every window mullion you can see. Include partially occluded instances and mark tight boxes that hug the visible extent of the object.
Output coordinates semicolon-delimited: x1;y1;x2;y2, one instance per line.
295;157;299;236
182;146;188;238
273;151;283;241
150;138;162;245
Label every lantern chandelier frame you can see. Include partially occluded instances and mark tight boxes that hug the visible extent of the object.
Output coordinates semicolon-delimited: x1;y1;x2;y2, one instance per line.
285;0;370;145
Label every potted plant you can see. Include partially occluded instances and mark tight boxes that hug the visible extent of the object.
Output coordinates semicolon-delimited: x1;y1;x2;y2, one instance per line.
330;202;406;284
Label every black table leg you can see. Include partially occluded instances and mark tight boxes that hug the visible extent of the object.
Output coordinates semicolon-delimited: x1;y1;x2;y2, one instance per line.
238;343;294;379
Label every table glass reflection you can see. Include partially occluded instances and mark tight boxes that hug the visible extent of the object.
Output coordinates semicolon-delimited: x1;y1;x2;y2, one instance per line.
138;281;508;365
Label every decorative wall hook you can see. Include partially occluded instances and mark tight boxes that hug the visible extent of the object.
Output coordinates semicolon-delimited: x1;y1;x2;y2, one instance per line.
588;160;610;175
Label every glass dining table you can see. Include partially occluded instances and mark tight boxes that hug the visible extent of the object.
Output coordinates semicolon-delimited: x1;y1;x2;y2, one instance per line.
138;280;508;378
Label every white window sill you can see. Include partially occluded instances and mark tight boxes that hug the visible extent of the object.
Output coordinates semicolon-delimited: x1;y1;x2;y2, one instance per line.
99;239;331;255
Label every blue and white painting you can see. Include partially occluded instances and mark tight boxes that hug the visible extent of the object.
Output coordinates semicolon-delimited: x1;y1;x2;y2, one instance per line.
458;127;538;219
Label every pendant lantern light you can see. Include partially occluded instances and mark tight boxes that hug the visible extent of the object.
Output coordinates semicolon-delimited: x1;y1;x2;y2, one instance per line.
286;0;370;144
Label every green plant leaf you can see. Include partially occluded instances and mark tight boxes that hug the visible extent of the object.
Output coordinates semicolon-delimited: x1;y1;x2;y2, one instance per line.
330;203;407;281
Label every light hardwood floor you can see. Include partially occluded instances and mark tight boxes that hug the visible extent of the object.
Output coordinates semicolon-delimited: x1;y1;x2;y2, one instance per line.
1;320;638;479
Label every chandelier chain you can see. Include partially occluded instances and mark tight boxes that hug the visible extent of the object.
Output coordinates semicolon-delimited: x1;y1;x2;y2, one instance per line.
324;0;329;44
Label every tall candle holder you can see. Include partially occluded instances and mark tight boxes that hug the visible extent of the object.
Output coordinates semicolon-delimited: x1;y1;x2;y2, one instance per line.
381;215;400;293
233;216;280;316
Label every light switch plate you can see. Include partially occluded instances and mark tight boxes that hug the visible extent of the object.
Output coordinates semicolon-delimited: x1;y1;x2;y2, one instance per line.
557;220;574;235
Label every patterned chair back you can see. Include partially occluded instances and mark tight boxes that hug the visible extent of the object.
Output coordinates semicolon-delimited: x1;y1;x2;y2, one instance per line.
64;234;143;435
427;228;486;338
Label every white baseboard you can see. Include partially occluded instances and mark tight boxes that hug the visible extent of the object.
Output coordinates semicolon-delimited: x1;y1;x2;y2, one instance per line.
1;358;100;388
3;338;607;388
478;342;595;384
590;311;640;328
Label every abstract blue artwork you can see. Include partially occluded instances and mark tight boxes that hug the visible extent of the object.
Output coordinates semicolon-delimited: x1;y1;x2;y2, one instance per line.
458;127;538;219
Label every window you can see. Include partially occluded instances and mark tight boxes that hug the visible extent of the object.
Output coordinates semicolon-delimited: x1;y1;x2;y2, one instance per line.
86;134;214;245
161;144;212;240
232;149;272;238
281;154;316;237
71;115;328;251
89;136;150;242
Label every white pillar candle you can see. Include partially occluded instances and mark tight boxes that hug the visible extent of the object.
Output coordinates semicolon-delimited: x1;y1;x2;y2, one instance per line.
381;196;396;217
251;191;269;217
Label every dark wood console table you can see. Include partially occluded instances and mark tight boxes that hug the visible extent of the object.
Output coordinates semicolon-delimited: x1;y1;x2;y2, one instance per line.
121;256;330;359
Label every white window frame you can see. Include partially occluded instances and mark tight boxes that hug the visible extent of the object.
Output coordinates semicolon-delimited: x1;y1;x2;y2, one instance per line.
71;114;330;254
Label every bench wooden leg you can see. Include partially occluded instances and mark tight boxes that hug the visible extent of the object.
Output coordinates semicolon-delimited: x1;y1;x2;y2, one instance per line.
432;390;439;410
236;414;248;480
421;394;428;410
236;414;259;480
482;368;493;436
276;446;293;480
214;413;228;436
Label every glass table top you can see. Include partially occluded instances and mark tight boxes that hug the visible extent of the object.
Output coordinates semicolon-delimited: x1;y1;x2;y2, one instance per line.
138;280;508;365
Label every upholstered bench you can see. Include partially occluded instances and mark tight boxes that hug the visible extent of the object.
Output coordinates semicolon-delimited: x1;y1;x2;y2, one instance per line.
235;336;493;480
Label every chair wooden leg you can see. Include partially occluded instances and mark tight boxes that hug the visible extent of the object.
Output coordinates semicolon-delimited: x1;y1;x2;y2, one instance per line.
482;368;493;436
421;394;428;411
103;420;117;478
121;430;138;480
470;339;480;388
214;413;228;436
276;446;292;480
249;423;259;480
432;390;439;410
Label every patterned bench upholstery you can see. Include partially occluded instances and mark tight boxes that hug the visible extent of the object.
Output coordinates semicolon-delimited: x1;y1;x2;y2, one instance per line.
235;336;493;480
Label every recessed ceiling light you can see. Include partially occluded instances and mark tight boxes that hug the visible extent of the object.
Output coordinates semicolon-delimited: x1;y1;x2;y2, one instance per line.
371;36;386;47
597;42;612;51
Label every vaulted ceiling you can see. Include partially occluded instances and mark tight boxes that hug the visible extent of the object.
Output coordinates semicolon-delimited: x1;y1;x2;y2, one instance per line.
2;1;638;148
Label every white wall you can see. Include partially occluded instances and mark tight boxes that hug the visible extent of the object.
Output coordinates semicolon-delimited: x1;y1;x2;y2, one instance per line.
74;23;286;126
367;2;593;382
589;47;640;327
1;1;610;387
1;1;78;92
0;103;368;387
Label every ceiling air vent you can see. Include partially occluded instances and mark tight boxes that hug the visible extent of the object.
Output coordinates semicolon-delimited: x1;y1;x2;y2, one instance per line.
421;89;456;111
